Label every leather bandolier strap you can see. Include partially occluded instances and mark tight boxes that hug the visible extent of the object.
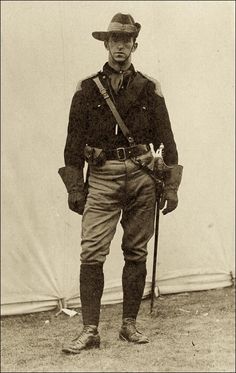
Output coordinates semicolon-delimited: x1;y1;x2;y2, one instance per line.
93;76;163;185
93;77;135;147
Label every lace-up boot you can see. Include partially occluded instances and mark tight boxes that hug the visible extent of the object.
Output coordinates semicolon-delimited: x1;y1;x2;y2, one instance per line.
119;318;149;344
62;325;100;354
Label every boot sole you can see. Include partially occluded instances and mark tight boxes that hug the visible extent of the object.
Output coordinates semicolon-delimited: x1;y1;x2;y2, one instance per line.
62;341;100;354
119;333;149;344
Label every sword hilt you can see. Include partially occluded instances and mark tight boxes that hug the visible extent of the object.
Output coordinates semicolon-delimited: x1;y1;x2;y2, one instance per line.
155;143;164;159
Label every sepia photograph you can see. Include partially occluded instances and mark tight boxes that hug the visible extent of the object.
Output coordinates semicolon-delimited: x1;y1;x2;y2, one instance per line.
1;1;235;372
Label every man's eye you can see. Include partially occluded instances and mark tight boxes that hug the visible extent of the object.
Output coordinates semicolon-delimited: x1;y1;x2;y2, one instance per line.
124;36;131;43
111;35;131;43
111;34;119;42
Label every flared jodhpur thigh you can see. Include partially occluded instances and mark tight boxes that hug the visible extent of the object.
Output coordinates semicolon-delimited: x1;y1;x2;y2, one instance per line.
120;152;156;262
81;160;126;264
80;151;156;264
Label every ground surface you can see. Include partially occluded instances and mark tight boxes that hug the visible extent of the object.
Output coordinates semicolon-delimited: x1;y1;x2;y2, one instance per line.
1;285;235;372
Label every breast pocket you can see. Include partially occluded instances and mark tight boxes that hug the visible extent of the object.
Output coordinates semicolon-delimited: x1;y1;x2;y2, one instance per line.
87;101;115;136
87;101;105;127
89;101;106;118
129;103;151;133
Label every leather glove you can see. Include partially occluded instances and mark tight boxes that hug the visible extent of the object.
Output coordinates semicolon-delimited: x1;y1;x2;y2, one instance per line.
159;164;183;215
159;189;178;215
68;190;86;215
58;166;87;214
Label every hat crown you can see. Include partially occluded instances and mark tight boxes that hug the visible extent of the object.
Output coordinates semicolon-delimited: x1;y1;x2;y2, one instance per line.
110;13;135;26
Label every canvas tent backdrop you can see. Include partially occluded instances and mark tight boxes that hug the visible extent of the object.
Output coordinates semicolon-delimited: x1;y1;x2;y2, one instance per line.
1;1;235;315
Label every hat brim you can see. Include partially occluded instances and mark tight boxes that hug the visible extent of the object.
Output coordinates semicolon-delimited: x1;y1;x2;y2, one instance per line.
92;30;138;41
92;31;110;41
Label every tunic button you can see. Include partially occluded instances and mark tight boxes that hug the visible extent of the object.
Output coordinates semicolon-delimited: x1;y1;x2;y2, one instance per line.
102;75;106;79
142;106;147;110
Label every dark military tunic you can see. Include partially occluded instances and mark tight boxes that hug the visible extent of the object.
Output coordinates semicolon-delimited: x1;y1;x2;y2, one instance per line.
64;63;178;169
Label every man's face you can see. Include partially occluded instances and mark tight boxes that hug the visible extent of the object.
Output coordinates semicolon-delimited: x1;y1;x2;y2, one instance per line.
105;33;136;63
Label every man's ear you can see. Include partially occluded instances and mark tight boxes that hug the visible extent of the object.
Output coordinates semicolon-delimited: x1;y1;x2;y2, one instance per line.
132;42;138;52
104;40;109;50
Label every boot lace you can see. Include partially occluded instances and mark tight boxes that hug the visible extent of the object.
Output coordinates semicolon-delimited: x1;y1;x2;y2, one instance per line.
72;325;96;345
123;318;142;335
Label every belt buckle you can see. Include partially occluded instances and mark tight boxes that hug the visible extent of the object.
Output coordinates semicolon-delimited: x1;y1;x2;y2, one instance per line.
116;147;126;161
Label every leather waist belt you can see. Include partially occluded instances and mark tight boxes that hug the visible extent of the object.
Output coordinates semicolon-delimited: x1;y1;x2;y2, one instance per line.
105;144;150;161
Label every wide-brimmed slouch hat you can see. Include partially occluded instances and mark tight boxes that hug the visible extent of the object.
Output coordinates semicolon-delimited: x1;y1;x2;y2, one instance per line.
92;13;141;41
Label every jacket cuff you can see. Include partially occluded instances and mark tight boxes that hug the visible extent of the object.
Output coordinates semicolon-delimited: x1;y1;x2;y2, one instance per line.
58;166;84;193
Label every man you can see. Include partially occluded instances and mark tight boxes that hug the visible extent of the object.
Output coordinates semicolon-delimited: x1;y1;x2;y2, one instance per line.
59;13;182;354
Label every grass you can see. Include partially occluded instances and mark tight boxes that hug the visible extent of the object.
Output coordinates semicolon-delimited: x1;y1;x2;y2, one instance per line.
1;285;235;372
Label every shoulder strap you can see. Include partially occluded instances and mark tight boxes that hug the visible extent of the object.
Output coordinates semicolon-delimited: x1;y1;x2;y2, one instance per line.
76;72;99;92
93;77;135;146
138;72;164;97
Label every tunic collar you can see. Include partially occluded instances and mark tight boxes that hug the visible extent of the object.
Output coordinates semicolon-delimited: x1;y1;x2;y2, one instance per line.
102;62;136;77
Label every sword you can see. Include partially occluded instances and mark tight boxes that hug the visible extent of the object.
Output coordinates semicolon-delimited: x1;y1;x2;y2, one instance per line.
129;143;165;313
150;143;165;313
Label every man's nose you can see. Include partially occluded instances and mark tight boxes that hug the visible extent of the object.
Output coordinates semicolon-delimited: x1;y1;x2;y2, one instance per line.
117;41;124;49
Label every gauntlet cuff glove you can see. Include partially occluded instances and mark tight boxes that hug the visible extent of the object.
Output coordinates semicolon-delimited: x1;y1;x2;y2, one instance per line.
160;164;183;215
58;166;87;215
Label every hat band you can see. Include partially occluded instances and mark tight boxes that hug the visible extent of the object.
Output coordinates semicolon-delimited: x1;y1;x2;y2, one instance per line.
107;22;137;33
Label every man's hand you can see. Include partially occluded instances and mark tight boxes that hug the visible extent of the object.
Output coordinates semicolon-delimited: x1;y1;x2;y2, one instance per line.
159;164;183;215
159;189;178;215
58;166;88;214
68;190;86;215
